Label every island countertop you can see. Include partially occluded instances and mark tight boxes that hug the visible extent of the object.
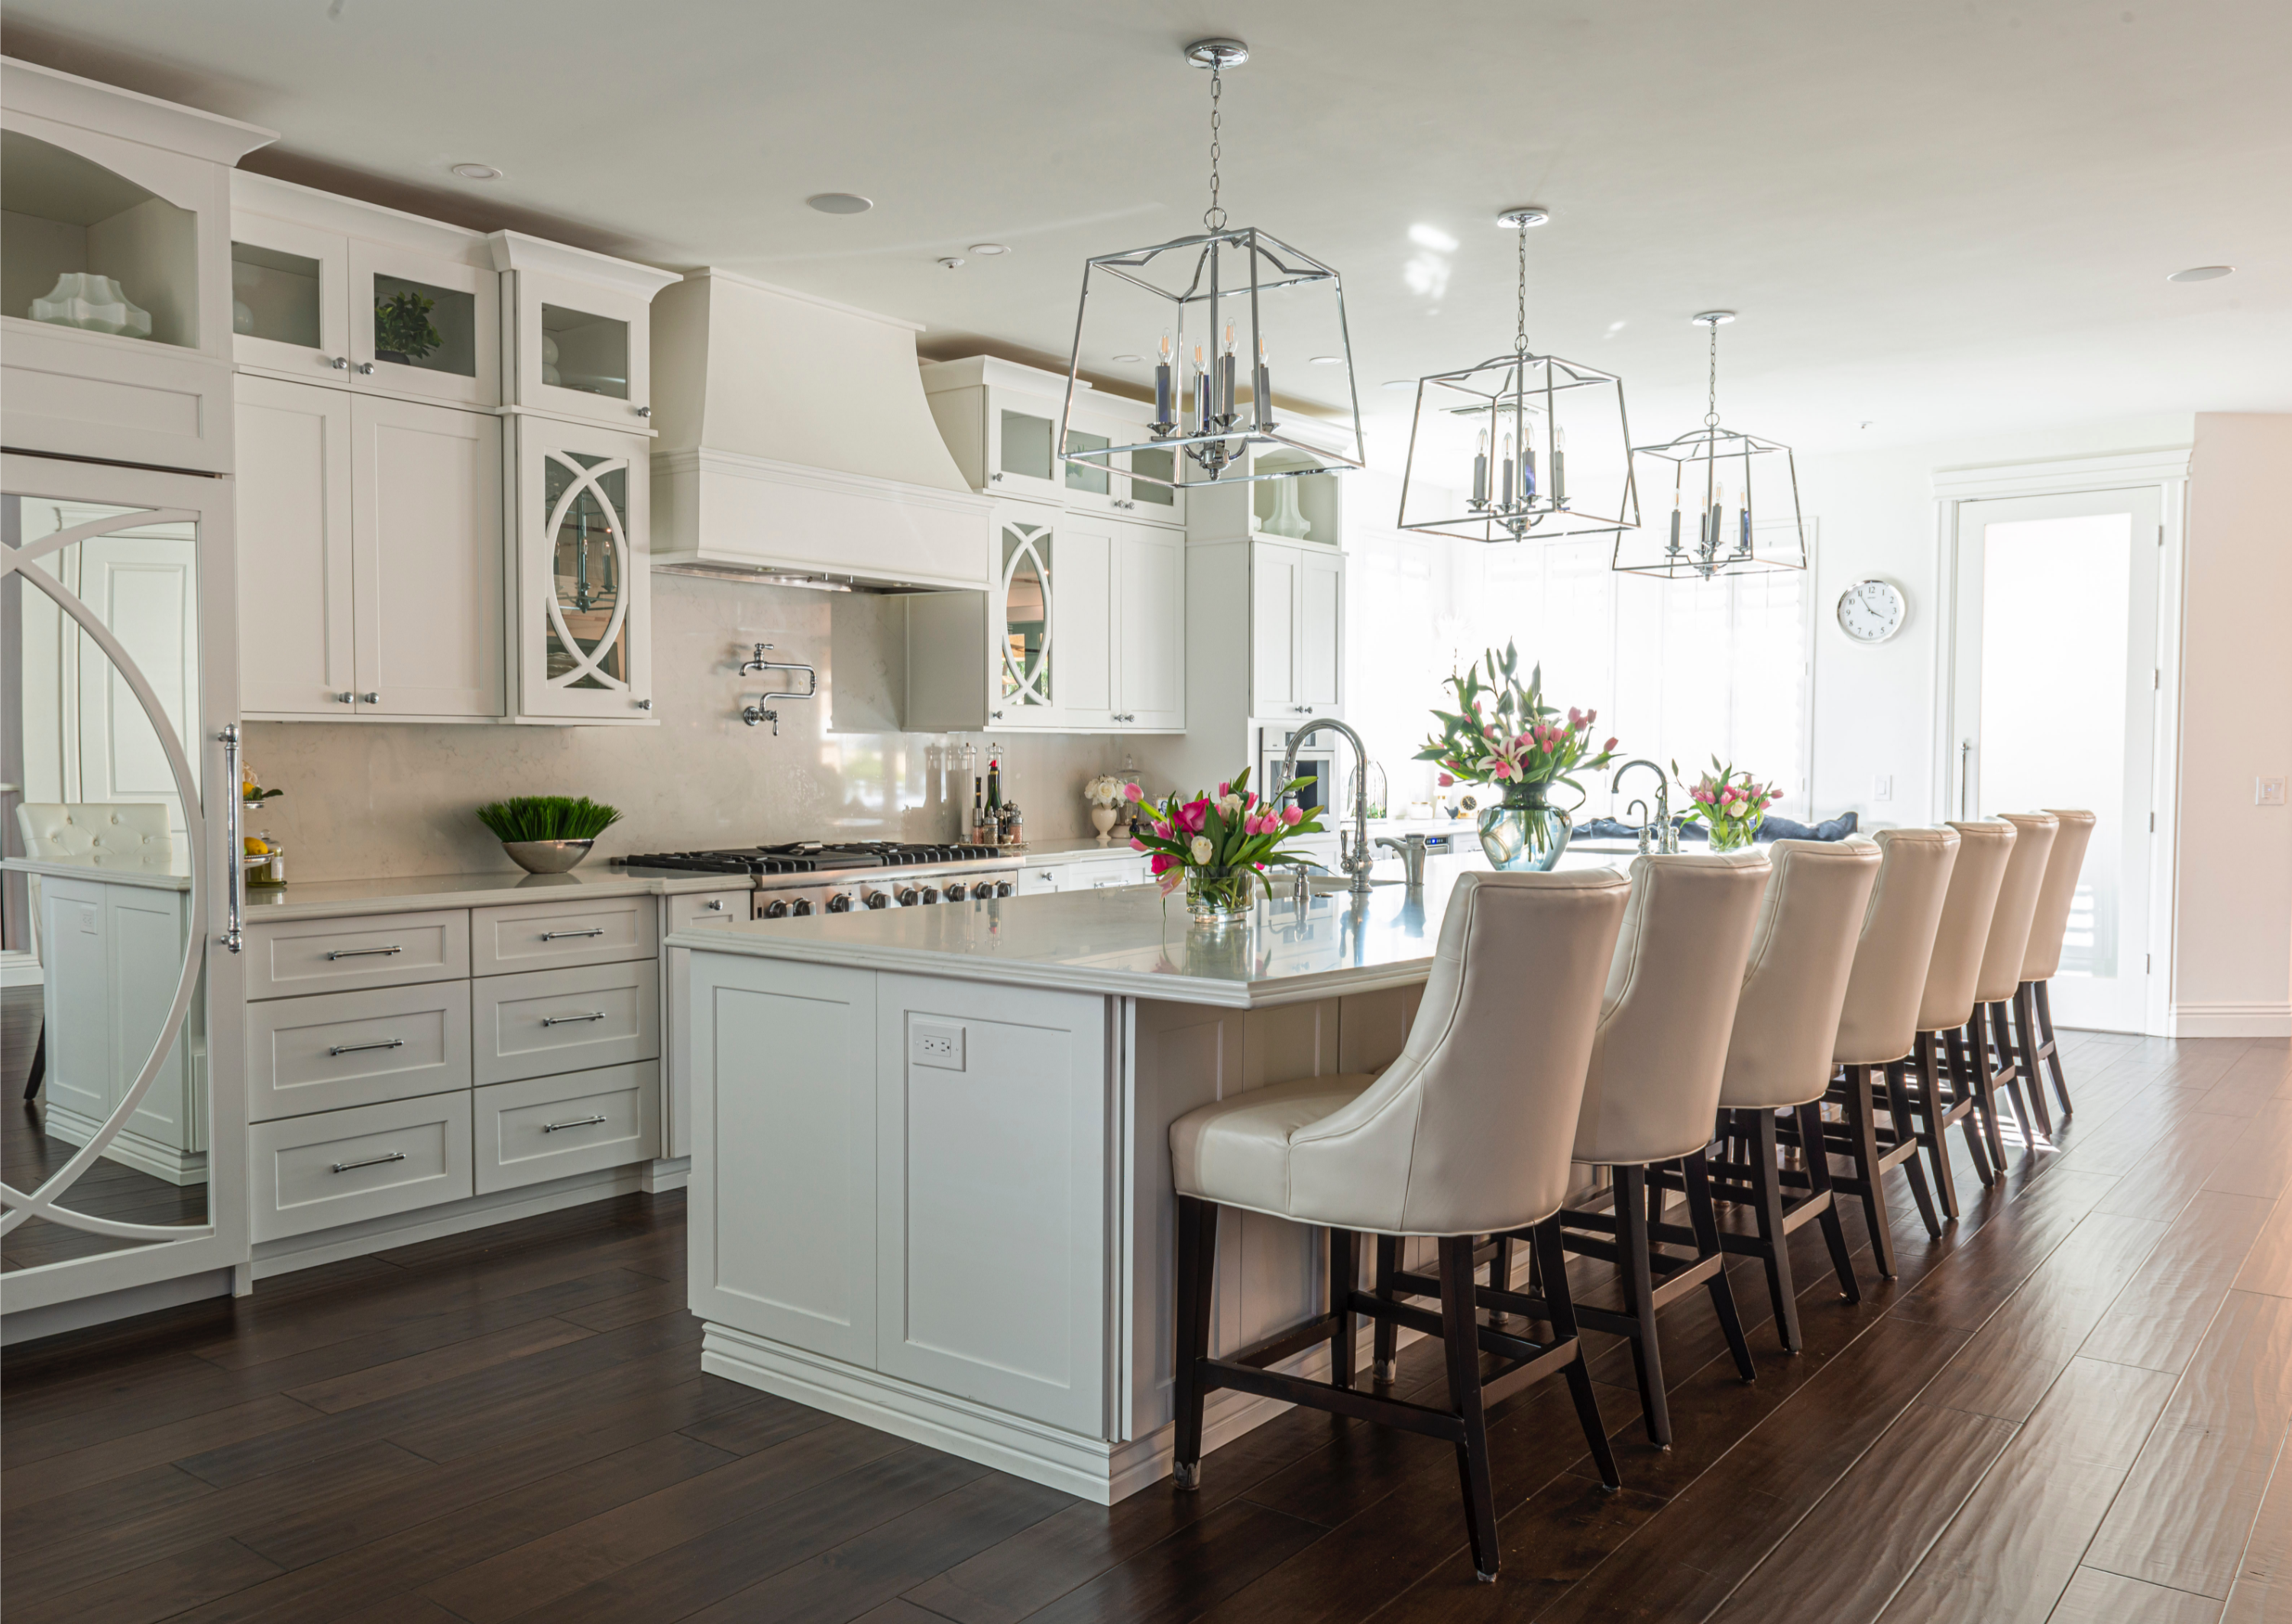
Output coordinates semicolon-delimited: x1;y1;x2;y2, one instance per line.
665;861;1624;1008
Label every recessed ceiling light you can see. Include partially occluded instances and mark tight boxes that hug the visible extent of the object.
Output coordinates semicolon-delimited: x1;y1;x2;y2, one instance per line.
449;163;500;181
1383;379;1416;390
2167;264;2233;282
1309;355;1345;366
807;192;873;215
1111;353;1146;364
969;243;1010;256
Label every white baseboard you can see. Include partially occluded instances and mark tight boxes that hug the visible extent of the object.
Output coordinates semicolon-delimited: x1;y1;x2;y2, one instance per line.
640;1156;690;1195
2;1267;235;1347
39;1104;207;1186
250;1163;653;1279
2170;1001;2292;1039
0;950;41;988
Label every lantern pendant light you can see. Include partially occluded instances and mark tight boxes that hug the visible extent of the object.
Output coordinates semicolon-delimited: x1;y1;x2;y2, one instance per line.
1395;208;1638;544
1613;312;1808;579
1059;40;1365;492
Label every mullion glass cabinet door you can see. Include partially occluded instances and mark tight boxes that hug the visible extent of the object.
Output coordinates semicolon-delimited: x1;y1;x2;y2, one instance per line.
999;519;1054;717
517;422;651;720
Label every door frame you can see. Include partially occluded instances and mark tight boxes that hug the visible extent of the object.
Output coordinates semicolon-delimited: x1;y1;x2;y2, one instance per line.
2;452;249;1321
1930;448;2191;1037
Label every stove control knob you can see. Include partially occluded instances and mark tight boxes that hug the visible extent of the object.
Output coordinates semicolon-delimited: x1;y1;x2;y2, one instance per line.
920;886;940;904
944;882;967;901
865;892;891;910
994;880;1015;898
762;899;789;919
792;898;815;917
896;886;920;906
826;894;853;914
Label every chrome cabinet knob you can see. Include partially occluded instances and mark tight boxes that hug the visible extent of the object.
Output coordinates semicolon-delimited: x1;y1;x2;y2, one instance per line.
361;692;380;704
335;691;354;704
354;361;376;375
636;698;652;710
704;899;726;912
636;405;652;419
327;356;349;370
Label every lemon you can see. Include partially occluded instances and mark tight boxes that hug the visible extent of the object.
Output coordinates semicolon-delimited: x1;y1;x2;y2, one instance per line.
243;836;270;856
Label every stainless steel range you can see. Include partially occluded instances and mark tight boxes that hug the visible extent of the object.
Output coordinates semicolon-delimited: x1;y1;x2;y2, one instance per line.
615;841;1022;920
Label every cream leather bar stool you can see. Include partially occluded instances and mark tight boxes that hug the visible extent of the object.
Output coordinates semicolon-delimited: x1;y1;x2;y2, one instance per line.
2014;809;2096;1122
1972;812;2060;1141
1698;838;1882;1355
1903;820;2019;1195
1555;850;1772;1449
1169;869;1633;1584
1805;827;1960;1278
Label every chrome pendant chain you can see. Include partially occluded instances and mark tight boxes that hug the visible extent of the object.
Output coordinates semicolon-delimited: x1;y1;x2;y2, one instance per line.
1514;218;1530;357
1705;318;1721;429
1204;67;1226;231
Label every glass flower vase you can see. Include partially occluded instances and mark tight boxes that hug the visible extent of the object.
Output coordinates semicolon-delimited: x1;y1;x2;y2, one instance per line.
1476;781;1573;872
1184;865;1259;924
1706;814;1759;852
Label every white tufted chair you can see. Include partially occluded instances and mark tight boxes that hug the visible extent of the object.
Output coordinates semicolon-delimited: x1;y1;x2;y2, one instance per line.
1168;868;1631;1584
1556;849;1772;1449
2014;809;2097;1122
1704;838;1882;1353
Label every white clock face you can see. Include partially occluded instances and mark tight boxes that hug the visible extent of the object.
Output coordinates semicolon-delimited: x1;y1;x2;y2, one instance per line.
1837;578;1906;643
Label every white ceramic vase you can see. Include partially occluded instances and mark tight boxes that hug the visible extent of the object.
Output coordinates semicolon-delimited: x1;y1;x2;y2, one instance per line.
31;273;152;338
1089;805;1119;842
1264;477;1312;540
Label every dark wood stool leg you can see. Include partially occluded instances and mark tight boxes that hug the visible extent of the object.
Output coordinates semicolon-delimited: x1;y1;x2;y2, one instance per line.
1329;1228;1358;1391
1438;1234;1503;1582
1991;999;2048;1141
1748;1110;1803;1352
1882;1062;1944;1238
1372;1234;1401;1384
1797;1098;1861;1305
1841;1063;1899;1279
1615;1165;1672;1447
1901;1040;1960;1218
1945;1024;2007;1182
1685;1150;1757;1379
1532;1218;1620;1489
2035;979;2072;1116
1488;1233;1516;1324
1172;1195;1218;1489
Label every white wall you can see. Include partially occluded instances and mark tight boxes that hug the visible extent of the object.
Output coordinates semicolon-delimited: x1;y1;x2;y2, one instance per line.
2173;413;2292;1035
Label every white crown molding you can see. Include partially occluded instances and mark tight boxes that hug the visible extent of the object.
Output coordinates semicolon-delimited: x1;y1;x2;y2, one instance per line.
487;231;680;301
2;56;275;165
1929;446;2193;500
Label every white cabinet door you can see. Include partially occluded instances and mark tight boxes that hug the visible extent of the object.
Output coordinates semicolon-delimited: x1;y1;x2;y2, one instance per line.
1053;516;1115;727
1298;545;1344;714
346;238;499;408
501;267;656;432
230;212;354;384
992;509;1059;729
512;418;652;722
1251;541;1300;717
1114;523;1184;730
235;377;356;716
349;396;503;719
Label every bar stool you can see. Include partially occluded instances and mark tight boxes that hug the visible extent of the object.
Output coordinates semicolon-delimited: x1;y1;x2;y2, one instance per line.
1168;869;1632;1584
1904;821;2018;1195
1805;827;1960;1277
1973;811;2060;1142
1699;838;1882;1354
1555;850;1772;1449
2014;809;2095;1121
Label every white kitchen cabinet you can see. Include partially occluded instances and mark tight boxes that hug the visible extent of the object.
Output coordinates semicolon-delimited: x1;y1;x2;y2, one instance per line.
510;416;653;722
1115;523;1186;730
921;355;1184;528
236;380;503;720
489;231;674;432
1250;539;1344;721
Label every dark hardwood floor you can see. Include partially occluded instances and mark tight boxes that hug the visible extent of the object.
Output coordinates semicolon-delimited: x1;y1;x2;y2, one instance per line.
4;1028;2287;1622
3;985;207;1273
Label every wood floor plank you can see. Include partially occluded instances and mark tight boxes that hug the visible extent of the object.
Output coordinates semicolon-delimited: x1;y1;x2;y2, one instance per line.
2085;1191;2278;1373
2205;1105;2292;1201
1888;1169;2122;1331
2222;1444;2292;1624
2232;1195;2292;1300
0;1533;283;1624
1013;1497;1328;1624
2083;1291;2292;1598
2051;1567;2226;1623
0;1393;319;1512
1878;1356;2180;1624
281;1314;597;1414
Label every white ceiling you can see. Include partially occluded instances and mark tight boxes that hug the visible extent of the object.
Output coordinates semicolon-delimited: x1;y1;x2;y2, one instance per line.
7;0;2287;455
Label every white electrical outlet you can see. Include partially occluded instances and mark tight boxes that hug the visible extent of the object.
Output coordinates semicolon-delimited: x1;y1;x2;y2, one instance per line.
2260;777;2289;807
911;1021;966;1071
1872;775;1893;802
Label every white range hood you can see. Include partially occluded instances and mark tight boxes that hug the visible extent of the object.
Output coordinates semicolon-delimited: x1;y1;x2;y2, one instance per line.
649;269;994;591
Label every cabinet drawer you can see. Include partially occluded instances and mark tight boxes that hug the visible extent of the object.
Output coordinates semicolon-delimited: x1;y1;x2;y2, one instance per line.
472;960;658;1085
471;894;657;975
244;911;469;999
247;982;472;1121
666;889;748;931
251;1093;474;1243
474;1062;659;1195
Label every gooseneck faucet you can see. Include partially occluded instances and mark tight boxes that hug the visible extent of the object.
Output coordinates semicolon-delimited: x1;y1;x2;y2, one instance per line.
1611;759;1679;854
1280;717;1377;898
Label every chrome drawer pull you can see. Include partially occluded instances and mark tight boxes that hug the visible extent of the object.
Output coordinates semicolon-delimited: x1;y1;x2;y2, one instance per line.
540;1009;608;1027
326;945;403;960
542;1114;609;1134
539;927;607;941
332;1151;406;1173
328;1038;407;1057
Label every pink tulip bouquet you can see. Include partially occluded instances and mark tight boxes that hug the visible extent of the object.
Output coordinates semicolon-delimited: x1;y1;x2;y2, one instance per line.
1416;641;1620;802
1675;757;1784;850
1130;767;1327;920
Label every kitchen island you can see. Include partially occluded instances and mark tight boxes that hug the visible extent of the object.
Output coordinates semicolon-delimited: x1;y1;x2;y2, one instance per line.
668;859;1620;1503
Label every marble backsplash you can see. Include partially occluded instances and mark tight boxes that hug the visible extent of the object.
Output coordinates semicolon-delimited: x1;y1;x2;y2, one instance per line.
245;574;1148;882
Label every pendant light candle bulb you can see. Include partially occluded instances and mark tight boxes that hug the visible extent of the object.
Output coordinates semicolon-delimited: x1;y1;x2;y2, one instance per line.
1472;429;1489;506
1253;335;1274;431
1154;331;1175;431
1500;433;1515;509
1219;321;1238;422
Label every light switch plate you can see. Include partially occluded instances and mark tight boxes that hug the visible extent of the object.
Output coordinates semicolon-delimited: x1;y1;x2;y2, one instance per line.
2260;777;2289;807
1872;775;1894;802
911;1020;966;1071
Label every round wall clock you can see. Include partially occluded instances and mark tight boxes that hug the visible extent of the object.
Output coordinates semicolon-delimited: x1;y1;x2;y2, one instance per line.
1836;577;1907;643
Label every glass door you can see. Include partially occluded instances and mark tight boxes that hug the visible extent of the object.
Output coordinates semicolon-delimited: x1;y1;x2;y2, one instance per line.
998;516;1056;721
1950;486;2163;1033
2;455;245;1315
230;212;351;384
346;239;498;408
516;420;651;720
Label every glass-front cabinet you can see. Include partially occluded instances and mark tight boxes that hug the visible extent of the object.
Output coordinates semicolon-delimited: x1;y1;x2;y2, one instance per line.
512;419;652;721
920;356;1186;528
490;231;677;431
997;516;1056;722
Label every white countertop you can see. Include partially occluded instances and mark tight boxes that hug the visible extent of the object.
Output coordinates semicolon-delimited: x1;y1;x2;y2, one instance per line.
667;858;1624;1008
4;853;193;891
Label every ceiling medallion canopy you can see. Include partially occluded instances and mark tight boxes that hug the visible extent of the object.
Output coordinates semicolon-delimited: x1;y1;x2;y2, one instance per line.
1395;208;1639;545
1058;40;1365;490
1614;312;1808;580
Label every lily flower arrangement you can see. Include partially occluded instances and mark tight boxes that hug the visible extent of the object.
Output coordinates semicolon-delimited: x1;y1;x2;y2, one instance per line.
1129;767;1326;916
1416;641;1620;798
1675;757;1784;850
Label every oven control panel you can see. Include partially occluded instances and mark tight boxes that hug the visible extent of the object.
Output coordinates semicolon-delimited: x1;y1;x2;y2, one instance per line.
751;867;1021;921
